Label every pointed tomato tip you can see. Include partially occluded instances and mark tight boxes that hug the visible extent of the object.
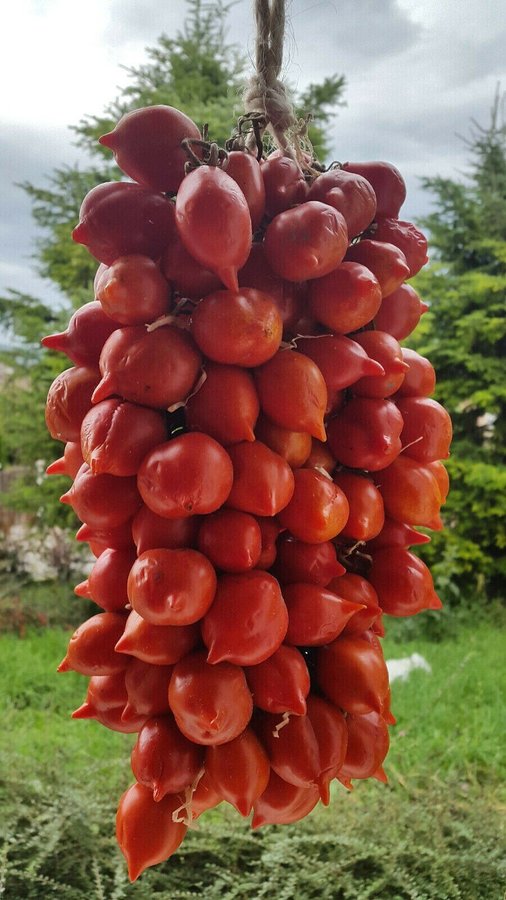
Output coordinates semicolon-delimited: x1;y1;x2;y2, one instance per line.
420;302;430;313
235;799;252;817
59;491;72;505
152;783;165;803
364;359;386;377
75;524;92;542
318;776;331;806
46;458;65;475
72;222;88;245
290;696;307;716
384;709;396;725
205;646;224;665
57;656;72;672
74;580;91;598
91;378;114;404
429;593;443;610
41;332;67;352
127;859;145;883
337;775;353;791
114;636;131;654
71;702;95;719
98;131;115;148
121;703;136;722
251;813;265;829
373;766;388;784
218;267;239;292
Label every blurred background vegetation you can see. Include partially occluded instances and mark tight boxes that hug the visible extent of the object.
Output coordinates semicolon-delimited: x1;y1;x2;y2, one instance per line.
0;2;504;897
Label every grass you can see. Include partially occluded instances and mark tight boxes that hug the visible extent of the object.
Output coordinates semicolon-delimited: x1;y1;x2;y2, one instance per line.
0;610;504;898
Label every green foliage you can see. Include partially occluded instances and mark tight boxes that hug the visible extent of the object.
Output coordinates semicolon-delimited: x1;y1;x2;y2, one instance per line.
411;89;506;599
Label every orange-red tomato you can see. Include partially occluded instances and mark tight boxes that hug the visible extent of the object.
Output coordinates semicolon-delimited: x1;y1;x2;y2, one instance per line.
376;455;444;529
372;217;428;277
57;612;128;676
396;348;436;398
342;161;406;218
396;396;453;463
123;659;173;722
80;399;168;476
254;711;321;788
308;262;382;334
245;644;310;715
185;362;259;445
131;715;204;799
226;441;295;517
190;288;282;366
296;334;385;412
255;350;328;441
205;727;270;816
252;771;320;828
42;301;119;367
307;168;377;238
351;331;409;398
115;610;200;666
261;155;308;217
127;548;217;626
74;546;136;612
254;414;312;468
328;572;383;636
282;582;363;646
131;505;199;555
96;255;170;325
306;694;348;804
223;150;266;230
374;283;429;340
264;201;348;282
116;783;187;882
340;710;390;781
332;470;385;541
61;464;142;529
326;397;404;472
369;547;442;616
316;634;390;717
345;239;410;297
197;509;262;572
278;468;350;543
272;536;345;586
45;366;100;443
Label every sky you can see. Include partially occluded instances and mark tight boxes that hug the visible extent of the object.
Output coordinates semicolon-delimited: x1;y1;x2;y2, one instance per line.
1;0;505;310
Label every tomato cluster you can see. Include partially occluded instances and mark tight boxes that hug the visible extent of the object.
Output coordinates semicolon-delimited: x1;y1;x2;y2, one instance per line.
43;103;451;882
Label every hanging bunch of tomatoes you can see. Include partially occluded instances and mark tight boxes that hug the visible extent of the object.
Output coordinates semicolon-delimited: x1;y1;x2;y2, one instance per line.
42;101;451;881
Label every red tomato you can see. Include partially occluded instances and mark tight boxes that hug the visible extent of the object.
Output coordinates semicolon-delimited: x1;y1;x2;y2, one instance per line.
332;471;385;541
307;168;377;237
71;671;127;719
426;460;450;504
185;363;260;445
131;715;204;800
175;166;252;291
131;505;199;555
369;547;442;616
328;573;383;636
57;612;128;676
396;348;436;398
245;644;310;715
238;243;305;332
252;771;319;828
45;366;100;443
306;694;348;804
205;727;270;816
137;433;234;518
396;397;453;463
74;546;137;611
372;218;428;277
261;155;309;217
254;414;312;468
342;161;406;218
161;231;222;298
316;634;390;716
277;468;350;543
308;261;382;334
264;201;348;281
116;783;187;882
92;325;202;409
99;105;201;193
366;517;432;553
123;659;173;721
254;711;320;788
374;283;429;341
42;301;119;367
201;570;288;665
351;331;409;398
225;441;295;517
376;455;443;529
254;350;328;441
190;288;282;366
127;548;217;626
282;582;363;646
197;509;262;573
345;240;410;297
115;610;200;666
61;464;142;528
96;255;170;325
75;520;135;555
223;150;266;230
81;399;168;476
272;536;345;586
46;441;84;479
255;516;283;570
340;710;390;781
326;397;404;471
296;334;385;411
168;650;253;745
303;438;337;475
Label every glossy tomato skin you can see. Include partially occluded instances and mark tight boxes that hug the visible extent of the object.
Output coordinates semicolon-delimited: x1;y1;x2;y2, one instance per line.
223;151;266;230
41;301;119;367
366;517;431;554
332;471;385;541
345;240;410;297
371;218;428;277
225;440;295;517
308;262;382;334
376;455;443;529
185;362;259;445
326;397;404;472
264;201;348;282
340;710;390;781
197;509;262;573
131;505;199;555
374;283;429;341
201;570;288;665
254;415;312;468
92;325;202;409
116;783;187;882
45;366;100;443
96;255;170;326
190;288;282;366
254;711;321;788
175;166;252;291
254;350;328;441
368;547;442;616
296;334;385;412
396;397;453;463
307;168;377;238
137;433;233;518
396;348;436;398
328;573;383;636
168;650;253;745
306;694;348;804
282;582;363;646
127;548;217;626
46;441;85;479
342;161;406;218
122;659;173;722
81;399;168;476
61;464;142;529
131;714;204;799
251;771;320;828
238;243;305;333
316;634;390;717
74;546;137;612
57;612;128;676
99;105;201;193
272;536;345;586
277;469;350;543
161;232;222;298
351;331;408;399
205;727;270;816
115;610;201;665
261;155;309;217
245;644;310;715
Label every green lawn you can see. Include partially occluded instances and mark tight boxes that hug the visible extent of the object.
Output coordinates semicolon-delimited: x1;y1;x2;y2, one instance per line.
0;613;504;899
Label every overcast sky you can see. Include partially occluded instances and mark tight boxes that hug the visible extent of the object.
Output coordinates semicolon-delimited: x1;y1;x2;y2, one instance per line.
1;0;506;309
